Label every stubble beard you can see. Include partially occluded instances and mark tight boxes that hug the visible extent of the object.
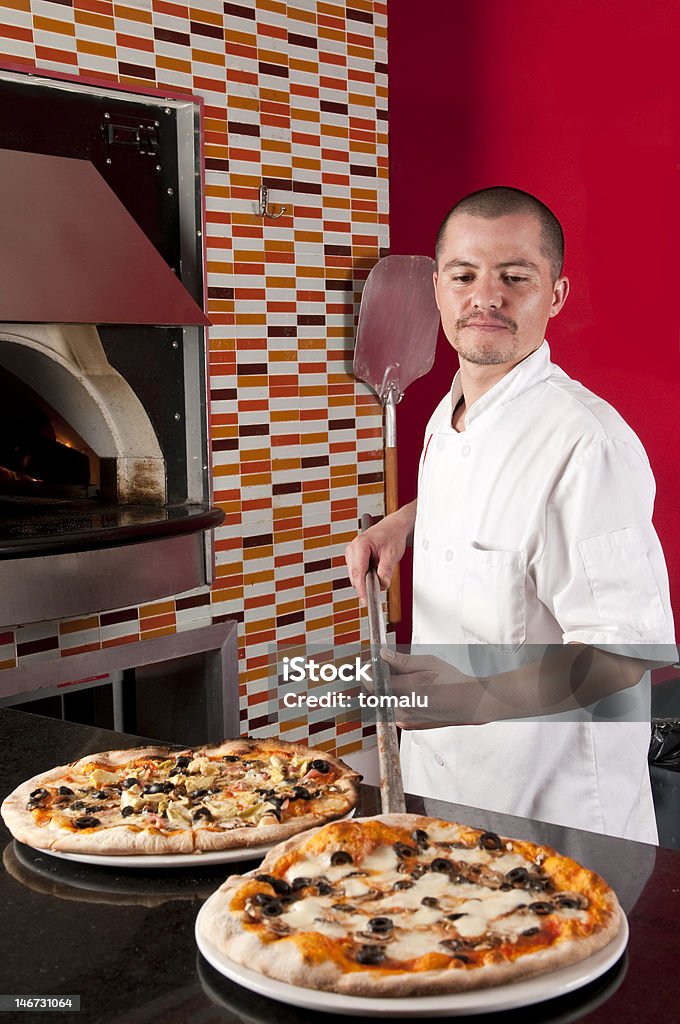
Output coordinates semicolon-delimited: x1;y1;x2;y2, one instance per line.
451;315;520;366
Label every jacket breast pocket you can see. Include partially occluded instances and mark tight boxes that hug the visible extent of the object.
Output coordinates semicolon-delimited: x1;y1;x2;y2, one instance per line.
461;543;527;652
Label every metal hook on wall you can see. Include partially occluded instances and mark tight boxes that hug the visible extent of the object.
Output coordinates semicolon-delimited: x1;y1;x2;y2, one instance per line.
258;185;286;220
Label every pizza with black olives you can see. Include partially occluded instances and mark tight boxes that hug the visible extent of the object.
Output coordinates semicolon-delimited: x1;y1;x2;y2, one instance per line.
1;738;360;856
199;813;624;996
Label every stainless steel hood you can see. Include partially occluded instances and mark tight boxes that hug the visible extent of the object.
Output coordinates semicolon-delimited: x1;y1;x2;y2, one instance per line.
0;147;210;326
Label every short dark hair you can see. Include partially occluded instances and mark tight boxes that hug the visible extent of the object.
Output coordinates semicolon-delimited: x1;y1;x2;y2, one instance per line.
435;186;565;281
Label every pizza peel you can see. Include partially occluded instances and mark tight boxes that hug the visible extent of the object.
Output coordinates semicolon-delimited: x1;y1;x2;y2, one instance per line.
361;513;406;815
354;256;440;625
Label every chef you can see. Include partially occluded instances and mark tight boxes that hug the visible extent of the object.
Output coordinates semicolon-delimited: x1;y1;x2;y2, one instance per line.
345;186;676;843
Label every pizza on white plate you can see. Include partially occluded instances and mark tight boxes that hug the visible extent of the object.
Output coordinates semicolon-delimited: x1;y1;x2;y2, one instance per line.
199;813;624;996
1;738;360;856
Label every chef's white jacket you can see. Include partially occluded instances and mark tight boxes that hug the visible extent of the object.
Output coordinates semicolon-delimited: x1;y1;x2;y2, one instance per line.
401;341;676;842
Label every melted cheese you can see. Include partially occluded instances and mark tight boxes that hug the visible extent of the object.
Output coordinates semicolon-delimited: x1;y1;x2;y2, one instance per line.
253;829;590;966
361;845;399;874
282;896;331;928
341;878;371;898
388;931;445;961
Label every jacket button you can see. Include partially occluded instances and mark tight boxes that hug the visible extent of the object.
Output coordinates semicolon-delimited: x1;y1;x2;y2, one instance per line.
434;753;445;767
445;549;453;562
461;444;471;458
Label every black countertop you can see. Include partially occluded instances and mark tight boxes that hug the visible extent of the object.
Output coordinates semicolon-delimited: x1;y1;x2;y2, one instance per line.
0;708;678;1024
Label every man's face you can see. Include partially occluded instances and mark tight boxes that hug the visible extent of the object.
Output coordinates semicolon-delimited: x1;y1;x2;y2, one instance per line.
434;212;569;370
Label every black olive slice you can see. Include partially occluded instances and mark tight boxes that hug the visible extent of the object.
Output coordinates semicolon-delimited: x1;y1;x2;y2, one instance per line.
193;807;212;821
446;912;467;921
74;816;100;828
122;778;139;789
479;831;503;851
292;785;311;801
254;892;277;906
355;945;385;965
310;759;330;773
454;953;471;963
421;896;438;907
291;877;312;891
254;873;277;886
555;894;582;909
529;901;554;915
393;842;416;859
440;937;465;951
271;878;291;896
430;857;453;873
505;867;529;885
411;828;429;847
261;902;283;917
394;880;414;890
121;806;135;817
30;788;49;800
144;782;174;795
330;850;353;866
316;881;333;896
367;917;393;933
522;926;540;936
222;755;240;762
530;877;555;893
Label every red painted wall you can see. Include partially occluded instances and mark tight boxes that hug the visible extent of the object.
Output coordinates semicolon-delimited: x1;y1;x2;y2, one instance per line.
388;0;680;642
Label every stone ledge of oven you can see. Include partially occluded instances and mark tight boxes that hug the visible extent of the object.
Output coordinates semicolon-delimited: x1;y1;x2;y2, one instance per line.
0;500;224;558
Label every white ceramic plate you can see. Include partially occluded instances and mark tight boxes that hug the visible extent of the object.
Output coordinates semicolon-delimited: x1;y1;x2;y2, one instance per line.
32;809;355;869
195;893;628;1018
33;843;278;869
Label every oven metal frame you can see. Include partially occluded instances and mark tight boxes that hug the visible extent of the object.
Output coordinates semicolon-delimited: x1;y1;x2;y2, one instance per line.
0;69;218;627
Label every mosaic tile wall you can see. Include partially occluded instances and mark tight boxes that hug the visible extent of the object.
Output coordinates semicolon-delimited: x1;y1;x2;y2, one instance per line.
0;0;389;757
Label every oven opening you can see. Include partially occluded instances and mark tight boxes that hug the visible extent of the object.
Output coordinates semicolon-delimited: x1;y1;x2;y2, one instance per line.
0;364;100;500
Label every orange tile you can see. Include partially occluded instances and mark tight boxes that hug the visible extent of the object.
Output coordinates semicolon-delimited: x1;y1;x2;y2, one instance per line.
114;2;153;20
148;0;187;16
192;48;226;66
77;39;117;58
34;16;75;35
58;643;101;659
140;625;178;641
139;612;177;632
74;9;114;29
189;5;223;25
256;0;286;14
103;634;141;649
59;616;100;635
35;46;79;65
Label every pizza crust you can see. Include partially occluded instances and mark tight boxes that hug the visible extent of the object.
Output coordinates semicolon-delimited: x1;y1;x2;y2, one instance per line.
199;813;625;997
1;739;361;856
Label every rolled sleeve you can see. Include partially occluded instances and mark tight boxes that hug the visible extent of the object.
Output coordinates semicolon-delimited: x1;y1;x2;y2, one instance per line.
537;439;675;647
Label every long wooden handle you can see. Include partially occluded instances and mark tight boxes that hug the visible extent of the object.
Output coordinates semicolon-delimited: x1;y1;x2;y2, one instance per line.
361;513;406;815
385;445;401;624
